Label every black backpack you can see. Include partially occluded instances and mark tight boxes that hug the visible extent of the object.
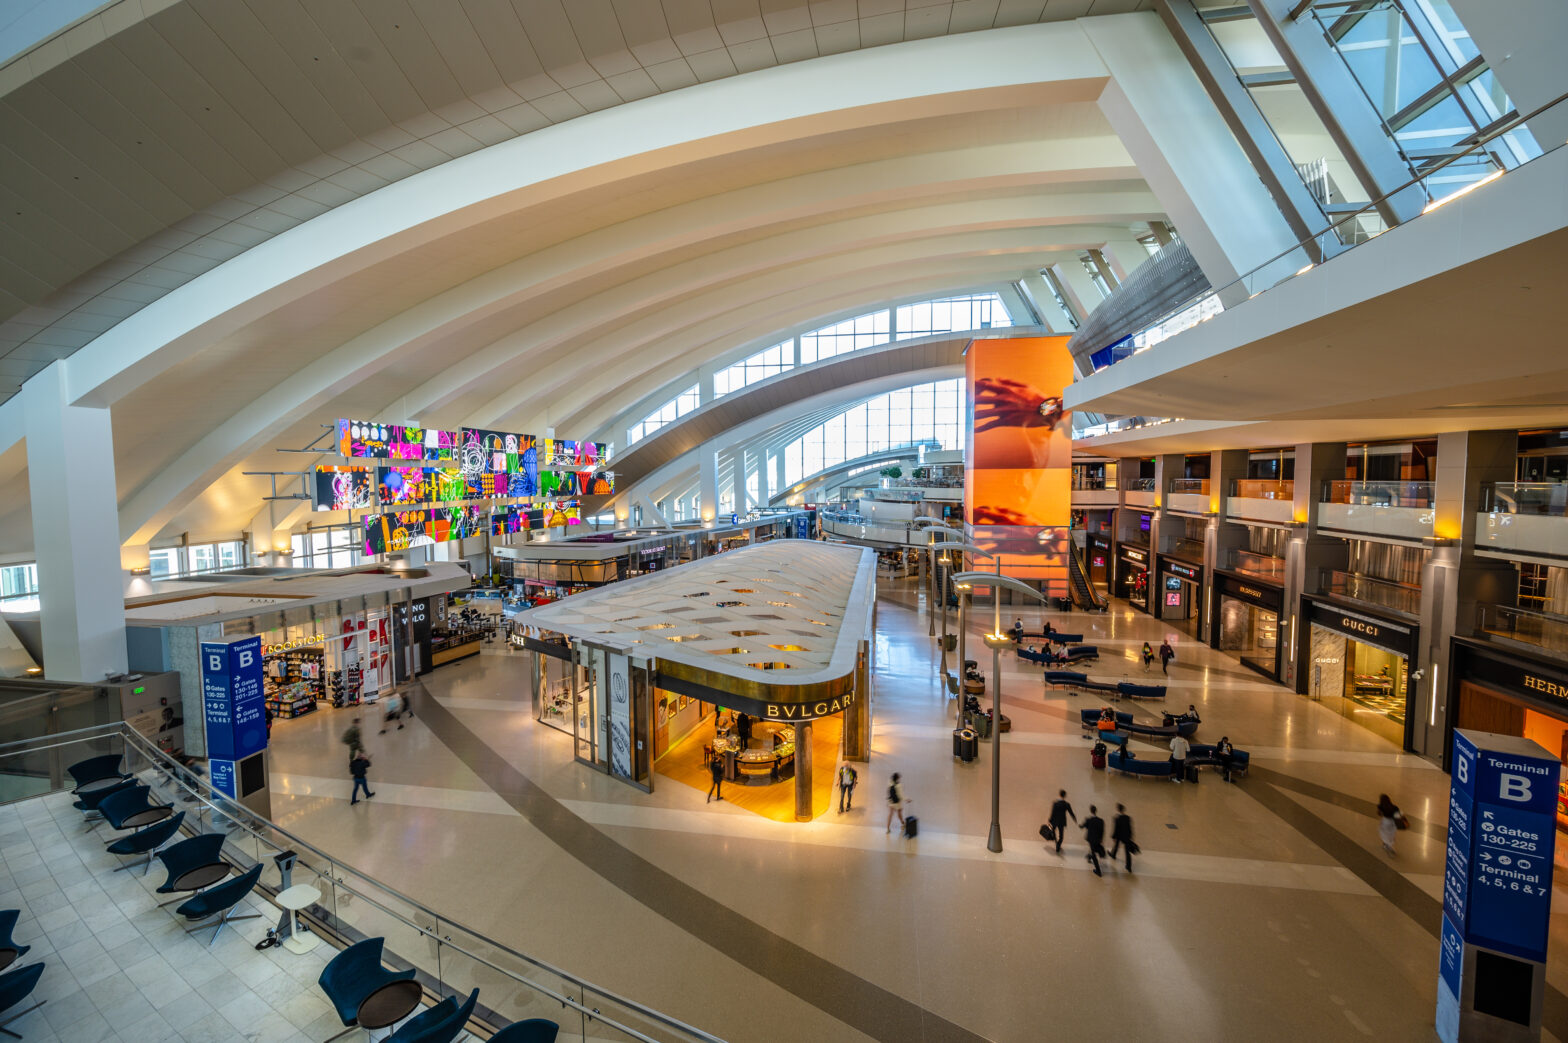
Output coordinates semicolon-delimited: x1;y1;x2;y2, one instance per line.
888;784;898;803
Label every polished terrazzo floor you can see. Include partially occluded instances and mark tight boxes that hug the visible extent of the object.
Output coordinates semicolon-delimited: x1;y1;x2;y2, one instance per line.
261;578;1568;1043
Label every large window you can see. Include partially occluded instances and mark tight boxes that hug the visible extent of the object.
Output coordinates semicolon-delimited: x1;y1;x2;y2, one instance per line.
291;526;364;568
714;341;791;397
798;311;891;365
148;541;248;578
779;380;965;486
627;385;701;446
0;563;38;603
894;293;1013;340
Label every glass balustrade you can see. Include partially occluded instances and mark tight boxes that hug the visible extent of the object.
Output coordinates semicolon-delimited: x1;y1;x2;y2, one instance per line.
1169;478;1209;494
1320;569;1422;617
1482;482;1568;516
1230;550;1286;582
0;724;725;1043
1321;480;1434;507
1478;603;1568;655
1230;479;1294;500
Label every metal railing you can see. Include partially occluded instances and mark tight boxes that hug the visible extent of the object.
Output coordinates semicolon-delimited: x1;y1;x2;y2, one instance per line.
1168;478;1210;494
0;723;726;1043
1320;569;1421;617
1321;480;1434;507
1125;477;1156;492
1230;479;1294;500
1479;603;1568;655
1089;93;1568;374
1481;481;1568;516
1229;550;1286;582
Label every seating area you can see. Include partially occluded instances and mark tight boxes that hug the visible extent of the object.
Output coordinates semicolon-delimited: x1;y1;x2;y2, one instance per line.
0;754;565;1042
1188;744;1251;777
1106;749;1173;779
1045;673;1168;701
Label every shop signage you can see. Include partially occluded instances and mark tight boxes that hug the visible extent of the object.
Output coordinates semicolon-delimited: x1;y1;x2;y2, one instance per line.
764;689;856;720
1120;547;1147;564
201;635;266;762
1164;561;1199;580
262;634;324;656
1306;601;1416;658
209;759;236;799
1437;730;1559;1042
607;652;632;779
1454;643;1568;714
1220;574;1281;609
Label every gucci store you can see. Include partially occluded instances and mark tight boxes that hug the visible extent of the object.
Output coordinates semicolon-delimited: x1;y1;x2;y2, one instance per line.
1448;639;1568;835
1115;545;1151;613
1156;559;1203;640
1211;572;1284;681
1302;599;1419;749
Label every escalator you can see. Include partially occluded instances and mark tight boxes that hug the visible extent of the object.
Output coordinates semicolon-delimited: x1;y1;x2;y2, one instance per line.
1067;532;1109;612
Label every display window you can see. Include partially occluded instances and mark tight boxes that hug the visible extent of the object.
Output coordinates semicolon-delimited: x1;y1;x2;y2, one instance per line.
1158;563;1202;639
1218;597;1279;678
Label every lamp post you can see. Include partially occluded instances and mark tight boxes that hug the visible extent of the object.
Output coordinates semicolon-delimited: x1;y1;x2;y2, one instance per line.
954;566;1048;854
930;539;990;722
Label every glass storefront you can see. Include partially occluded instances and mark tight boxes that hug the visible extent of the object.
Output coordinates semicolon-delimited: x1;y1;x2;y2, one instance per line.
1303;601;1417;748
1212;574;1283;680
1158;561;1202;640
1088;534;1112;591
1116;547;1150;613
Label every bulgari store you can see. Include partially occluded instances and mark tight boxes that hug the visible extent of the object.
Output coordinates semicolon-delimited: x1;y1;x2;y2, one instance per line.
1448;639;1568;835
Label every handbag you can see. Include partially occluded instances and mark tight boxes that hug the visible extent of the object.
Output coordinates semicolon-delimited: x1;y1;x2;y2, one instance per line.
1038;823;1056;842
1395;813;1410;831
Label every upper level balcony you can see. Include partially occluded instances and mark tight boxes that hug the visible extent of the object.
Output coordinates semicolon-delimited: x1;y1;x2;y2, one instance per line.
1316;480;1434;543
1475;483;1568;564
1166;477;1212;517
1226;479;1294;526
1228;549;1286;583
1123;476;1156;509
1319;568;1421;619
1163;535;1207;564
1478;603;1568;657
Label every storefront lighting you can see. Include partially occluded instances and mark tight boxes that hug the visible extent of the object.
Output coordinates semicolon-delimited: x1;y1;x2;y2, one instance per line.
1421;169;1502;215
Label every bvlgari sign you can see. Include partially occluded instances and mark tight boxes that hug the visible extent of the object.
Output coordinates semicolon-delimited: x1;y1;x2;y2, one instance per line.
764;689;856;720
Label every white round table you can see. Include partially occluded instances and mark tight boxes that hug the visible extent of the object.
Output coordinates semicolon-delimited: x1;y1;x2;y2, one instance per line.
275;884;322;954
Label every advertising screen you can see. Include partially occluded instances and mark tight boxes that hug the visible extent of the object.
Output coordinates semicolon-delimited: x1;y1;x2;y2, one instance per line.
363;506;483;555
490;501;581;536
459;427;536;476
964;335;1073;584
313;466;374;511
338;419;391;459
539;469;580;498
377;466;429;505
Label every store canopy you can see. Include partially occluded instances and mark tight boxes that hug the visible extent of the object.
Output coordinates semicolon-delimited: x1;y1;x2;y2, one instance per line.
514;541;875;696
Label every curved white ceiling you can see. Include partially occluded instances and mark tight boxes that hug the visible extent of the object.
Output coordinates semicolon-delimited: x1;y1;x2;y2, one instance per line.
0;17;1174;560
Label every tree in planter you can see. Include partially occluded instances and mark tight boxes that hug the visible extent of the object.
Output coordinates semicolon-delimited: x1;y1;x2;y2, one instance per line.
879;465;903;480
910;467;928;480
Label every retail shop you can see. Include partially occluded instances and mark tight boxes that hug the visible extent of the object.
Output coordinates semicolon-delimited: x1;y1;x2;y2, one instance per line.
1301;599;1419;748
1156;559;1203;641
515;541;875;822
1447;639;1568;834
1114;545;1151;613
1211;572;1284;681
1086;533;1112;590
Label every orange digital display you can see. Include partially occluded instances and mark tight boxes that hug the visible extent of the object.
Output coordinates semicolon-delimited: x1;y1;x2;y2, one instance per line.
964;335;1074;585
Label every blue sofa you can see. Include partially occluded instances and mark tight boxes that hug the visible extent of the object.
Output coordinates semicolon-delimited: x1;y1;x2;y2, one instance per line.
1107;749;1173;779
1046;670;1090;689
1042;632;1083;645
1117;682;1166;700
1063;645;1098;663
1080;708;1133;730
1188;744;1250;776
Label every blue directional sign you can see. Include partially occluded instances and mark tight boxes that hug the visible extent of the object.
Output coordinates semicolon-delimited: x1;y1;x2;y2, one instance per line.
209;758;236;798
201;635;267;762
1438;729;1560;1041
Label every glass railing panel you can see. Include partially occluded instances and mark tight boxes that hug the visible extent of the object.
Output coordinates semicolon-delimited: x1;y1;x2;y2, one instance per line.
1322;480;1434;506
1321;569;1421;616
1483;482;1568;516
1125;477;1156;491
1168;537;1206;561
1478;604;1568;655
1230;479;1294;500
1231;551;1286;581
1169;478;1209;494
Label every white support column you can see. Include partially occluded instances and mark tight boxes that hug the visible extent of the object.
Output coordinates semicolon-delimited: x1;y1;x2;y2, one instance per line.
24;362;129;682
636;493;670;528
1017;272;1075;334
699;445;720;523
1053;260;1105;320
767;452;781;502
1080;14;1305;303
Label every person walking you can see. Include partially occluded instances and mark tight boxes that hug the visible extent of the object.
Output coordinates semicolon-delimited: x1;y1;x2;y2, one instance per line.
1109;804;1136;872
706;754;724;803
885;772;907;834
1377;793;1406;855
349;750;374;805
838;762;858;813
1169;732;1191;783
1082;805;1106;877
341;717;364;758
1047;790;1077;855
1158;640;1174;675
1141;642;1154;671
380;692;404;734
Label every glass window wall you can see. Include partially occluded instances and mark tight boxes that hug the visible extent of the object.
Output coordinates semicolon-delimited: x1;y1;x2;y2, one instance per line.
778;379;963;487
628;384;701;446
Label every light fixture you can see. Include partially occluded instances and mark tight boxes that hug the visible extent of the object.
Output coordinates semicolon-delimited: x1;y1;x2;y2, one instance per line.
24;666;43;676
1421;169;1503;214
129;566;150;576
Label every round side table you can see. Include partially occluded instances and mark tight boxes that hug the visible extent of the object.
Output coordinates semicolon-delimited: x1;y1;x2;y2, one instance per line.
275;884;322;954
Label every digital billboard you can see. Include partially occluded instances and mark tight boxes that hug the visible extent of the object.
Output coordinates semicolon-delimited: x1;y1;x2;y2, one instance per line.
363;506;484;555
964;335;1074;585
376;466;429;505
337;420;457;462
313;466;374;511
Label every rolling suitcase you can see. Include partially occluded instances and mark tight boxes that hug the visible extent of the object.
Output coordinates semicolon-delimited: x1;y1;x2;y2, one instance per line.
903;815;919;838
1185;762;1200;784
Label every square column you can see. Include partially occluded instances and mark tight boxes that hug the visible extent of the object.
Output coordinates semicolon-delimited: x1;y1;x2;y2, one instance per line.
699;446;719;524
24;362;128;682
1281;442;1348;689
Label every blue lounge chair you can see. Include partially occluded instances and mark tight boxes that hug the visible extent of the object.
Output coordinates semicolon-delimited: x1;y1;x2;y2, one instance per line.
0;912;28;973
67;755;126;792
318;938;420;1042
72;776;136;828
176;863;263;947
97;784;174;832
490;1019;560;1043
105;811;185;874
386;988;478;1043
0;961;46;1038
154;833;229;906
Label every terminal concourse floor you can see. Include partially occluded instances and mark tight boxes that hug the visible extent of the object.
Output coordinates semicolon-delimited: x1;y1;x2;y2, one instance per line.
262;579;1568;1043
